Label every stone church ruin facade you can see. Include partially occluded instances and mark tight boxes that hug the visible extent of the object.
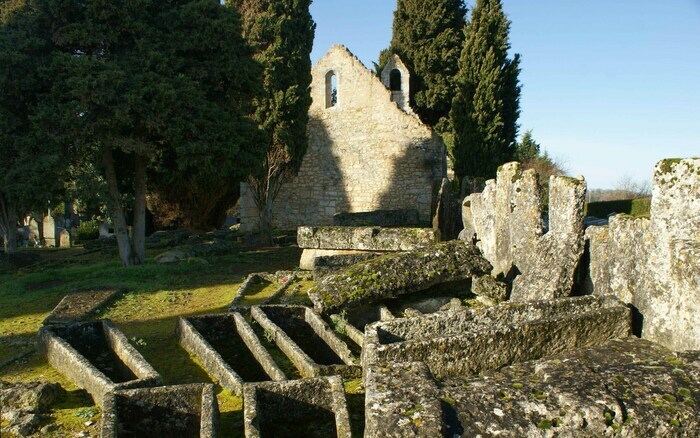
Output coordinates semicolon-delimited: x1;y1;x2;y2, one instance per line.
240;45;446;231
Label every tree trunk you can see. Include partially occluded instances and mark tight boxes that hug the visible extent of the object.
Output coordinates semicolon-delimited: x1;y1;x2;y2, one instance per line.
0;195;18;254
131;155;148;265
102;144;134;266
258;195;274;247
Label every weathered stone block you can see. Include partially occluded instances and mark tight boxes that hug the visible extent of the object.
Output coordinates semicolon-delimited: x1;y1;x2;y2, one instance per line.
39;320;161;406
299;248;380;271
177;313;286;396
332;209;420;227
586;158;700;351
308;240;492;314
250;305;358;378
364;362;444;438
462;162;587;301
362;295;630;379
101;384;218;437
441;338;700;437
243;376;351;438
297;226;439;251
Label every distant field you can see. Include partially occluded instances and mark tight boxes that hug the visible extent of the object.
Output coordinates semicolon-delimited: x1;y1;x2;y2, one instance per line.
585;197;651;218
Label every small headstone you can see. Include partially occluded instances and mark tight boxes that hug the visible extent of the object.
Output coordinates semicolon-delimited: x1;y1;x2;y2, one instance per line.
58;228;71;248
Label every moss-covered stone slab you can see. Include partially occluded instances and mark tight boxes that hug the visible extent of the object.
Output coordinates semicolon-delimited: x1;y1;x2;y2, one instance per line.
297;226;439;251
308;241;493;314
362;295;631;379
243;376;351;438
101;384;219;437
441;337;700;436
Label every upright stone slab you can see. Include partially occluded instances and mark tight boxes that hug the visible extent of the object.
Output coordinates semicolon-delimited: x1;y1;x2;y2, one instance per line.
308;241;493;314
462;162;587;301
362;295;630;379
42;213;56;247
297;226;439;251
57;228;71;248
586;158;700;350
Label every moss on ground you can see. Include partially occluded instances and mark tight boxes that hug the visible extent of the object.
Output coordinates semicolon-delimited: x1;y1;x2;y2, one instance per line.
0;243;304;437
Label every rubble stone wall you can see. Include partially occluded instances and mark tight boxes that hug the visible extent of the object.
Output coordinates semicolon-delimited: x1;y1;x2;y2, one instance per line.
461;162;587;301
586;158;700;351
240;45;445;231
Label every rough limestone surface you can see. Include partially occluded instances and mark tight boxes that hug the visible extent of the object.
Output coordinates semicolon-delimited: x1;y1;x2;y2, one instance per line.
1;381;65;437
297;226;439;251
308;241;493;313
440;338;700;437
362;296;630;379
43;287;122;326
586;158;700;351
364;362;444;438
239;45;446;231
462;162;587;301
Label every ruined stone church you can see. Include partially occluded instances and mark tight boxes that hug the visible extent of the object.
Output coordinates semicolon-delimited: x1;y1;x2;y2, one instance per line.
239;45;446;231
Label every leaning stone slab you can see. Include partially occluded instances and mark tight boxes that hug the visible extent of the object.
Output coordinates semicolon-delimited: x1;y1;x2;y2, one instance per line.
38;320;161;406
101;384;218;437
440;337;700;437
43;287;122;326
362;295;630;379
308;240;493;314
177;313;285;396
332;209;420;227
243;376;351;438
311;252;383;279
297;226;439;251
250;305;358;378
299;249;378;271
364;362;444;438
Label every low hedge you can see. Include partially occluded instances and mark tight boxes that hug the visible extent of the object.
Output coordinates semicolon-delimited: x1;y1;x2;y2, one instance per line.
585;197;651;218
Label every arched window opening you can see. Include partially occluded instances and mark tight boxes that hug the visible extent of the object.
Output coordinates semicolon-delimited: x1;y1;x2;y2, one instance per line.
390;69;402;91
325;71;338;108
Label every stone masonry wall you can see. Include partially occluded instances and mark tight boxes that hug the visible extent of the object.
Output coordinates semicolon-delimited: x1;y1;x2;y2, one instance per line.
586;158;700;351
240;45;446;231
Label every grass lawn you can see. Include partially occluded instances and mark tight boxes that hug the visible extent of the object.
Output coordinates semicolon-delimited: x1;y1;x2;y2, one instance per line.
0;242;325;437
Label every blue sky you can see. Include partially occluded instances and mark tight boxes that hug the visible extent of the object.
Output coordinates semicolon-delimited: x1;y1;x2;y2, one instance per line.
309;0;700;189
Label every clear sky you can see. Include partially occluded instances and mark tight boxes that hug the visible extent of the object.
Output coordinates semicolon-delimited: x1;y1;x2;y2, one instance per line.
309;0;700;189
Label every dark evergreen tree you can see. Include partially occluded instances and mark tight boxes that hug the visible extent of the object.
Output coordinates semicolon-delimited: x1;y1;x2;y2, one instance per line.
450;0;521;180
230;0;315;245
0;0;64;253
385;0;467;131
41;0;263;265
515;130;540;162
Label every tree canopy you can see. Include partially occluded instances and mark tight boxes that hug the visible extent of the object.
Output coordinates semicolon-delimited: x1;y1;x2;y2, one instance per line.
383;0;467;132
450;0;521;180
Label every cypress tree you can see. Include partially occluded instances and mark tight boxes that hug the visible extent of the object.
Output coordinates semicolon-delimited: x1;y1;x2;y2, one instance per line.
450;0;521;180
384;0;467;131
231;0;315;244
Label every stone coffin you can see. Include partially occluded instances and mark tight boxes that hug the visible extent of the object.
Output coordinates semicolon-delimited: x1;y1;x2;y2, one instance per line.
297;226;439;251
243;376;351;438
250;305;358;378
362;295;631;379
177;313;285;396
329;304;394;348
101;384;218;437
39;320;161;406
43;287;122;326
